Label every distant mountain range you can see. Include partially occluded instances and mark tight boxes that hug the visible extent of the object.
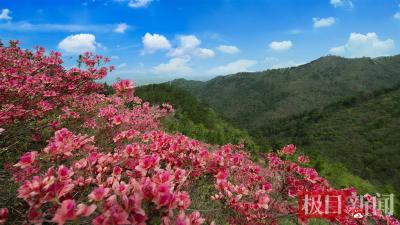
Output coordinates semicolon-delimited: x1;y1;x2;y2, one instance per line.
173;55;400;131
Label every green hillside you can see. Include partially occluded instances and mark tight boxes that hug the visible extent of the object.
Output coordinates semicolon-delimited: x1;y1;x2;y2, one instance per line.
173;55;400;135
262;84;400;192
135;83;260;155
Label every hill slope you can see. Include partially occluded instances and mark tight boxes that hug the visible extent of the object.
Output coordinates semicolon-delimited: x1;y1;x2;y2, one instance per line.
263;84;400;191
135;83;260;155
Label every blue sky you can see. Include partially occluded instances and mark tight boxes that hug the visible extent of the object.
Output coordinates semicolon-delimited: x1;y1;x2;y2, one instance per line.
0;0;400;84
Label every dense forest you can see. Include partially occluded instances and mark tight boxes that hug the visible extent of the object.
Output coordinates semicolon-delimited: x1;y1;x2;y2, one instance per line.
260;84;400;190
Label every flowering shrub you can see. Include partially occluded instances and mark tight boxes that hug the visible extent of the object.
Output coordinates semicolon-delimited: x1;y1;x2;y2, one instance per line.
0;41;114;126
1;41;399;225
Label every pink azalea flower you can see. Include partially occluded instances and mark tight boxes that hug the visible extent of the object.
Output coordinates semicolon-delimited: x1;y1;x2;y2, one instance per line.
14;151;37;169
281;144;296;155
52;199;77;225
175;191;191;210
52;199;95;225
76;203;96;217
258;195;270;209
113;166;122;176
189;211;205;225
176;213;190;225
89;187;110;202
0;208;8;224
57;165;73;181
297;155;310;164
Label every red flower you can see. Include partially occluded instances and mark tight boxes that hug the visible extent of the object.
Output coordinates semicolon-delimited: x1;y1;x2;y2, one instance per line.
89;187;110;202
0;208;8;224
52;199;77;225
258;195;270;209
297;155;310;164
281;144;296;155
52;199;96;225
15;151;37;169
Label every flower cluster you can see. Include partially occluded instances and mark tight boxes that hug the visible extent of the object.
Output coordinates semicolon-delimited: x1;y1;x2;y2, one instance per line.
1;42;399;225
0;41;112;126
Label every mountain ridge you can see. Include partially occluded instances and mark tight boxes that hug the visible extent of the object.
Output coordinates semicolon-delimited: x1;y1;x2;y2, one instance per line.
171;54;400;133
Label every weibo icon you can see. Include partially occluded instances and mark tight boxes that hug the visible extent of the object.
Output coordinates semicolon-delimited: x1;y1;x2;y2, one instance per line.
353;210;364;219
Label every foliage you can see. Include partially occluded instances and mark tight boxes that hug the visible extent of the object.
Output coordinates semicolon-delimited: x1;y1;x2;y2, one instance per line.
259;84;400;190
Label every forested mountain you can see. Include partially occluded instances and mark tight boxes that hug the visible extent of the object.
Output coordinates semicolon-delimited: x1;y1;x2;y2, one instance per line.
170;55;400;195
172;55;400;135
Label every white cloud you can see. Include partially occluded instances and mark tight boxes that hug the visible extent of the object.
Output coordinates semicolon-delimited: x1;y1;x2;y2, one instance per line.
330;0;342;7
394;12;400;20
58;34;99;54
313;17;336;28
330;0;353;8
117;63;127;68
329;45;346;55
208;59;257;75
153;57;192;75
114;23;128;33
168;35;201;57
265;57;305;69
179;35;201;49
128;0;153;8
329;32;395;57
269;40;293;52
0;8;11;20
270;60;305;69
194;48;215;58
0;21;117;32
168;35;215;59
143;34;215;76
217;45;240;54
142;33;171;54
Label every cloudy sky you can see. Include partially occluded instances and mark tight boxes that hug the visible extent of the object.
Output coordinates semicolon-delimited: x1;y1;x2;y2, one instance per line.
1;0;400;84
